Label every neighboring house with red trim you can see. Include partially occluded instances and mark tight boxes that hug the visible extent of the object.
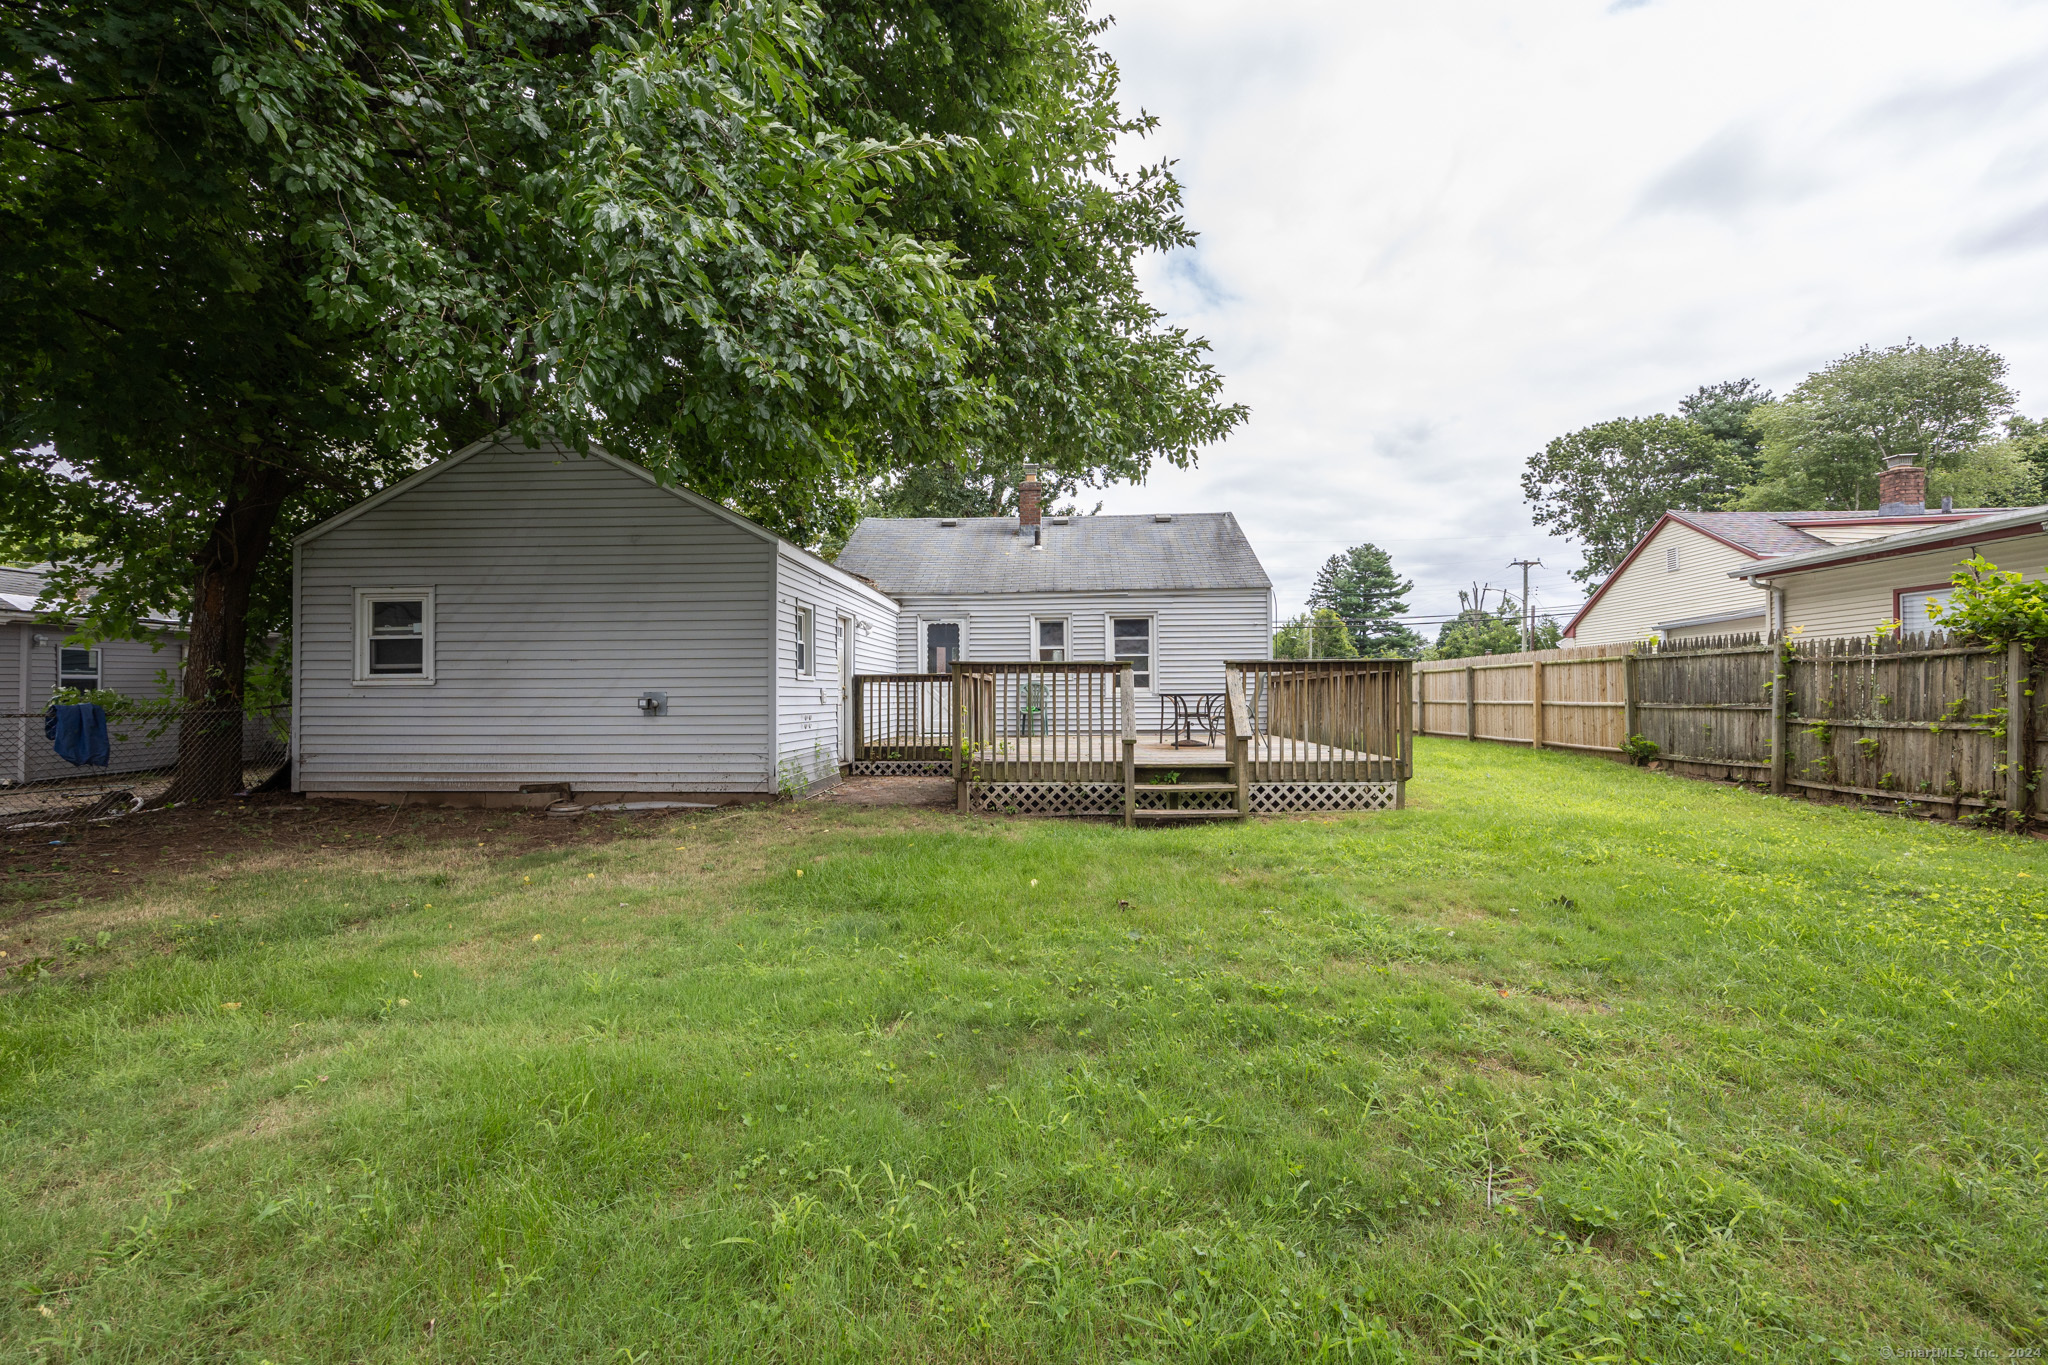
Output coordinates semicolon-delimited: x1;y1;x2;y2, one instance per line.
1731;504;2048;639
1561;464;2037;644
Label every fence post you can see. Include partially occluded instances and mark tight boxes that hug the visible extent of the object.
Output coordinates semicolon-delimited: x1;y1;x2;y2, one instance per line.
1769;641;1788;795
1622;650;1638;742
1530;659;1545;750
2010;641;2030;832
1464;664;1476;741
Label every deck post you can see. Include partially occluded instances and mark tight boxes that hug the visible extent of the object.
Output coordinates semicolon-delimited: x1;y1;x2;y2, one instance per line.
851;674;864;769
1530;659;1545;750
1768;641;1788;795
1119;663;1136;828
1464;665;1476;741
953;662;970;813
2009;641;2030;832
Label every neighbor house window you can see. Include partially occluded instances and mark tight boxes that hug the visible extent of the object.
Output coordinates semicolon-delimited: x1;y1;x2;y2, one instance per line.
1896;587;1953;635
1111;617;1152;689
354;588;434;683
1034;618;1067;662
1665;546;1680;573
58;646;100;691
795;605;816;677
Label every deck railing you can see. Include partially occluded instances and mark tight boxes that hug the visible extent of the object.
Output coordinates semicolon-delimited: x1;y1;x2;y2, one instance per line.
852;673;954;770
1228;659;1413;785
950;661;1135;790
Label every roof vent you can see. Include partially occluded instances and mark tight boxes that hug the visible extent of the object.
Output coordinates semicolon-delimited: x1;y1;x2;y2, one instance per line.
1048;516;1069;525
939;518;957;527
1154;514;1174;524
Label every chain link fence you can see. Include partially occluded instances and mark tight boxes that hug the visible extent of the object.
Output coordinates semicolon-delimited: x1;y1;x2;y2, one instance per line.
0;705;289;827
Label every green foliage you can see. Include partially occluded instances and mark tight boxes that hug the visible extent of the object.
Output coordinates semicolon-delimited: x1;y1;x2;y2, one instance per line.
1735;340;2017;510
1426;594;1559;659
1272;608;1359;659
1619;733;1660;765
1677;378;1773;479
1927;554;2048;644
2;742;2043;1356
1522;415;1747;587
1306;544;1425;657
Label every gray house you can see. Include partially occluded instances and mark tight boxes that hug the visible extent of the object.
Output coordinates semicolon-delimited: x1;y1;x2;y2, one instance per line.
835;500;1274;706
291;436;897;804
4;565;188;787
291;444;1277;805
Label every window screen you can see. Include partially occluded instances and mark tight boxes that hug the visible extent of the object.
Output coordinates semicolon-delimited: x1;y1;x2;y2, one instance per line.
58;646;100;690
924;621;961;672
1036;619;1066;662
1112;617;1151;689
367;598;426;674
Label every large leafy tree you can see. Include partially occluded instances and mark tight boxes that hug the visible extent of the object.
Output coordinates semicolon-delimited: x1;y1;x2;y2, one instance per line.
1306;543;1423;657
815;0;1246;523
1735;341;2017;510
1426;594;1557;660
1522;415;1744;587
3;0;1238;796
1272;609;1358;660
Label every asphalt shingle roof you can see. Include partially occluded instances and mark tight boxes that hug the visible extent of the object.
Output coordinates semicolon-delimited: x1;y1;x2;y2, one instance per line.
835;514;1272;596
1668;508;2008;557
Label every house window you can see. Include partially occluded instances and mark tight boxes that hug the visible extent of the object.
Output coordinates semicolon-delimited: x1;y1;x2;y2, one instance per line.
1665;546;1680;573
1111;617;1152;689
923;619;964;672
1034;618;1067;662
354;588;434;683
58;646;101;691
1896;588;1953;635
795;605;816;677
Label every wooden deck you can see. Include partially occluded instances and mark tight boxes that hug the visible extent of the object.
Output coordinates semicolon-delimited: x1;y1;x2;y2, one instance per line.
959;736;1390;765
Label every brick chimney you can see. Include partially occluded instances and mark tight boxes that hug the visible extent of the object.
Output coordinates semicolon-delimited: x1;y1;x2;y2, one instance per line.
1019;466;1042;529
1877;454;1926;516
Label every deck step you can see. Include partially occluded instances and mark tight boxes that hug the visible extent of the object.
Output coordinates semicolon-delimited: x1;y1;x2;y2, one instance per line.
1132;808;1246;821
1133;781;1239;793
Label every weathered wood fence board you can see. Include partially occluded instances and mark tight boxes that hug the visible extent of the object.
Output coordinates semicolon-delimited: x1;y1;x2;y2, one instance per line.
1413;633;2037;825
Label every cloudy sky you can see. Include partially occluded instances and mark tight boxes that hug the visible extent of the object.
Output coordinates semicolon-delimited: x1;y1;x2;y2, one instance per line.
1085;0;2048;629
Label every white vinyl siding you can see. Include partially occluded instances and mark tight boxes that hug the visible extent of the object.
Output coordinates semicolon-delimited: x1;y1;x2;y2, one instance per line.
773;545;899;796
1569;521;1770;645
889;588;1272;693
296;440;780;794
1775;532;2048;640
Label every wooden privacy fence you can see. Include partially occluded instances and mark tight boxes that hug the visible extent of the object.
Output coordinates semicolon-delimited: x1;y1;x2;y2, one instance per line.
1413;634;2039;827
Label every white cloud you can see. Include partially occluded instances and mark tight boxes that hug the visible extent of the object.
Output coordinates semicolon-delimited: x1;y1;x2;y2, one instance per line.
1087;0;2048;626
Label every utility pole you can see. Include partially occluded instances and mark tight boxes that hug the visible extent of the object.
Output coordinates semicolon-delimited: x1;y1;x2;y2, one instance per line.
1508;558;1542;652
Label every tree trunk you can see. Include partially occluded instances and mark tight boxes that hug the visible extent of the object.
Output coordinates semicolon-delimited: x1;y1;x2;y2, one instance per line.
162;459;290;803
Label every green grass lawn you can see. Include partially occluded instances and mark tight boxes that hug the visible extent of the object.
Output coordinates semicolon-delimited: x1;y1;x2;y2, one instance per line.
2;739;2044;1363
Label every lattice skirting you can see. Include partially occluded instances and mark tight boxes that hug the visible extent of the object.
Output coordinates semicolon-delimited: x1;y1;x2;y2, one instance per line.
1132;787;1238;812
852;760;953;777
1250;781;1400;814
971;782;1123;817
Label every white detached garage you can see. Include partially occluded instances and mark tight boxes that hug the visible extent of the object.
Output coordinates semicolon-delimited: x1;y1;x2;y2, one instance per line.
291;436;897;804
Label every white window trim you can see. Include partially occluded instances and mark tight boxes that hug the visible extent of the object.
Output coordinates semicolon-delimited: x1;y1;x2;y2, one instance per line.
1106;613;1156;692
921;617;968;673
353;586;436;686
794;602;817;679
57;645;102;691
1030;614;1070;663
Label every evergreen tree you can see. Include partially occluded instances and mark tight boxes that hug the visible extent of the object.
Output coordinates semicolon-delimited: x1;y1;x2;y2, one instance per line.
1305;544;1425;656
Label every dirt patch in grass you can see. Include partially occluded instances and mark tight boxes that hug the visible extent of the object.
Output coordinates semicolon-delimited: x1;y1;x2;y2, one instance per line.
0;793;715;931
